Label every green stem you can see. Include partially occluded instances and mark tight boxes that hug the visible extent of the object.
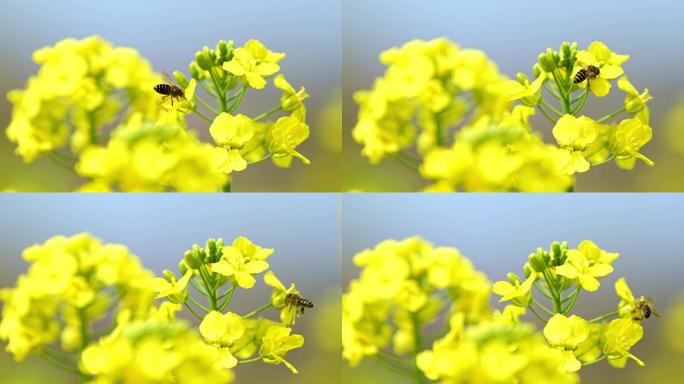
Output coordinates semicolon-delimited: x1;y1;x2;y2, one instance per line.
243;303;273;319
541;98;563;117
198;266;218;310
532;297;555;316
228;85;247;113
562;288;581;314
528;305;548;323
536;105;557;124
238;356;263;364
551;70;571;113
184;302;204;320
190;278;209;296
589;311;620;323
582;354;607;366
199;79;218;98
596;107;626;123
590;155;616;167
78;309;89;383
410;313;424;384
208;68;227;112
541;270;562;313
253;105;283;121
434;112;443;147
192;108;214;123
218;283;238;311
48;152;77;174
187;295;210;313
87;111;98;145
248;153;272;165
534;281;554;300
195;94;220;115
544;84;562;100
571;89;590;115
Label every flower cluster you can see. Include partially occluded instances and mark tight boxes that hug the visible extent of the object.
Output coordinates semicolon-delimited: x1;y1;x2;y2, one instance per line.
0;233;154;362
352;38;654;191
155;236;305;374
6;36;160;162
342;237;492;375
4;36;310;191
344;237;653;383
0;234;307;382
493;240;653;372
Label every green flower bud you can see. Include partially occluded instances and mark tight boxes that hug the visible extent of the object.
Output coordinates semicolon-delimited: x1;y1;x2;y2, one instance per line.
195;49;213;71
189;62;204;80
532;63;543;78
528;253;545;272
516;72;530;84
215;39;234;64
538;48;558;72
559;42;578;70
523;262;533;278
173;71;188;88
184;250;201;269
163;269;176;282
178;259;189;275
507;272;521;285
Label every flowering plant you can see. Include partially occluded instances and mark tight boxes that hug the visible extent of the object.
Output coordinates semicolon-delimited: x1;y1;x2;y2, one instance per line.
0;233;306;383
343;237;654;383
5;36;310;191
352;38;653;191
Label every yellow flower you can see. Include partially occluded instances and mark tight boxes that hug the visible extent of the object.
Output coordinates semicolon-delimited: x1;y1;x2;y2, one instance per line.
209;113;255;148
574;240;619;265
603;317;644;367
543;314;589;372
199;311;245;345
269;115;311;166
555;248;613;292
504;73;545;104
492;275;536;304
151;270;192;301
615;277;637;317
243;39;285;65
617;76;651;122
612;118;654;169
575;41;629;97
211;246;269;288
222;45;280;89
259;325;304;373
81;319;233;383
552;115;599;174
274;74;308;121
264;271;298;325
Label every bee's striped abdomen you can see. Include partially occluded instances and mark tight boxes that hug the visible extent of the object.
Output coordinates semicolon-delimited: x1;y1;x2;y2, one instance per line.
154;83;173;95
573;69;587;83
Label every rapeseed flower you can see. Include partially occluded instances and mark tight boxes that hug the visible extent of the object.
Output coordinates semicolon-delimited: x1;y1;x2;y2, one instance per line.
574;41;629;97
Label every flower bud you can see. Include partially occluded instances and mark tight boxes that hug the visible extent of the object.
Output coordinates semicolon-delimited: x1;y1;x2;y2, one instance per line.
532;63;543;78
189;62;204;80
516;72;530;84
195;49;214;71
215;39;234;64
538;48;558;72
507;272;521;285
523;262;533;278
528;252;546;272
163;269;176;282
178;259;189;275
173;71;189;88
184;250;201;269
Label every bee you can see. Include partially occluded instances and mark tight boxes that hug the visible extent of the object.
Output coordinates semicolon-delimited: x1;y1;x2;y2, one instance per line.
573;65;600;85
154;71;185;106
633;296;660;321
285;293;314;317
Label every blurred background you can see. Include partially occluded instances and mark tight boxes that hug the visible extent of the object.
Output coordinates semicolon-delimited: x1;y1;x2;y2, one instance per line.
343;0;684;191
0;0;341;191
0;194;341;383
343;193;684;383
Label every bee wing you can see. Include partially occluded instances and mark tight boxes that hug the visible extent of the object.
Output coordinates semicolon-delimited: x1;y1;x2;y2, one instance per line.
160;71;176;85
651;306;661;317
